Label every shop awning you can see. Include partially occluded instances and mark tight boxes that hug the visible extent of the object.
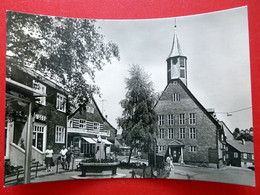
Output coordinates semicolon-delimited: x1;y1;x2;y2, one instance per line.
82;137;96;144
92;138;112;145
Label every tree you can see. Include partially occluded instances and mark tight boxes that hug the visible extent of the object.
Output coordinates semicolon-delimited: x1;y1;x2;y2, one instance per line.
233;128;240;139
233;127;253;142
117;64;158;164
6;11;120;108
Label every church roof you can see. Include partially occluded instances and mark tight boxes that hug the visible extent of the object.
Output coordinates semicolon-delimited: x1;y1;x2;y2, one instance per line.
167;30;184;59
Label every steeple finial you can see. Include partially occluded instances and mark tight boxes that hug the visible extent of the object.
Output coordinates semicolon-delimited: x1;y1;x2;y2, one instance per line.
167;19;183;59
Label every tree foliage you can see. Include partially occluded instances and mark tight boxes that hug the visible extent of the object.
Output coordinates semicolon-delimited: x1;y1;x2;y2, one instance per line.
117;64;158;163
233;127;253;142
6;11;120;108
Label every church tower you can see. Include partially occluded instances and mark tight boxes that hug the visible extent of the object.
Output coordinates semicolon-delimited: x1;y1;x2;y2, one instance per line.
166;21;187;86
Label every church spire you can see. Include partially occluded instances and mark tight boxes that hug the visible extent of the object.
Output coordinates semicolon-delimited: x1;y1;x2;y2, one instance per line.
166;19;187;86
167;19;183;59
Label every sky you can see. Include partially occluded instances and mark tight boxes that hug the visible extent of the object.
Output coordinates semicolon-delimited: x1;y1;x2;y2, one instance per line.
92;6;252;133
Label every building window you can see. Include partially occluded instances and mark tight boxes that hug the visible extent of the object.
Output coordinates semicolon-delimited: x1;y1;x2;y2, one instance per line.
226;154;229;159
86;106;94;114
180;58;185;67
93;122;100;130
159;145;165;152
158;115;164;126
179;114;185;125
159;129;165;139
55;126;65;143
168;114;174;125
179;128;185;139
189;113;196;125
234;152;238;158
189;146;197;152
79;119;86;129
180;69;185;78
32;80;46;106
189;128;196;139
225;146;228;151
56;93;66;112
172;94;180;101
243;153;247;159
168;128;174;139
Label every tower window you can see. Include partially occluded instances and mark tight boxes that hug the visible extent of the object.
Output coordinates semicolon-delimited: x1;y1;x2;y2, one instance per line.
180;58;185;67
180;69;185;78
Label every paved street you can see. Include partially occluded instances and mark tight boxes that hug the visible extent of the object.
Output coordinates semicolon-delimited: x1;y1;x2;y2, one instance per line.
30;157;255;186
168;164;255;186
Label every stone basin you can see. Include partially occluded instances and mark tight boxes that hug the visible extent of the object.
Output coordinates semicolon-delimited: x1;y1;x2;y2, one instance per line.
79;162;120;177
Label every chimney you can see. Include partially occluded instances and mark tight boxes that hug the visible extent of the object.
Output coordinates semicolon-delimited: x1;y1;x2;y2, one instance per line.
242;139;245;145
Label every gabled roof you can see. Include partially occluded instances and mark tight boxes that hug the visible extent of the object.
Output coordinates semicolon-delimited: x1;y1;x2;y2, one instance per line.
167;31;184;59
68;97;117;133
226;140;254;154
218;121;234;140
154;78;221;129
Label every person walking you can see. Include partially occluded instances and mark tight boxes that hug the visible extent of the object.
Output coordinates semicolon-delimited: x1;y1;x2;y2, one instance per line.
45;145;54;172
60;146;68;169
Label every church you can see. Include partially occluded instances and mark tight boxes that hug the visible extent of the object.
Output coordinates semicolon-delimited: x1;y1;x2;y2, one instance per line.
154;24;225;167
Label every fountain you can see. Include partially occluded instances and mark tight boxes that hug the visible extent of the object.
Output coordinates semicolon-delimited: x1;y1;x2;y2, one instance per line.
71;135;125;179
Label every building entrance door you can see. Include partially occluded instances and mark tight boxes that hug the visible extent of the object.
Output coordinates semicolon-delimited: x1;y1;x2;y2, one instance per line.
171;147;181;162
32;124;46;152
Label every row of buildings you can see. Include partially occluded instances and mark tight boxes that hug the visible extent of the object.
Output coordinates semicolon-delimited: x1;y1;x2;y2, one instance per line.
5;23;254;169
153;24;254;168
5;63;117;166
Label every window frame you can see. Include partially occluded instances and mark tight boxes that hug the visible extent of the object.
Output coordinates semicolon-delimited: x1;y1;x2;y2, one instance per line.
179;114;185;125
179;128;186;139
159;129;165;139
158;115;165;126
55;125;65;143
189;127;196;139
56;93;66;113
168;114;174;125
189;113;196;125
168;128;174;139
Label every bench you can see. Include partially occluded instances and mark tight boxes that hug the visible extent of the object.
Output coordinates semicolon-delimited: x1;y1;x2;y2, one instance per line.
4;161;40;185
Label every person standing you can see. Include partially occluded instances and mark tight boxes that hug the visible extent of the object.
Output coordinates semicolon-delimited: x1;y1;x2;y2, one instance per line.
169;155;174;171
20;138;25;150
45;145;54;172
60;146;68;169
65;147;72;170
